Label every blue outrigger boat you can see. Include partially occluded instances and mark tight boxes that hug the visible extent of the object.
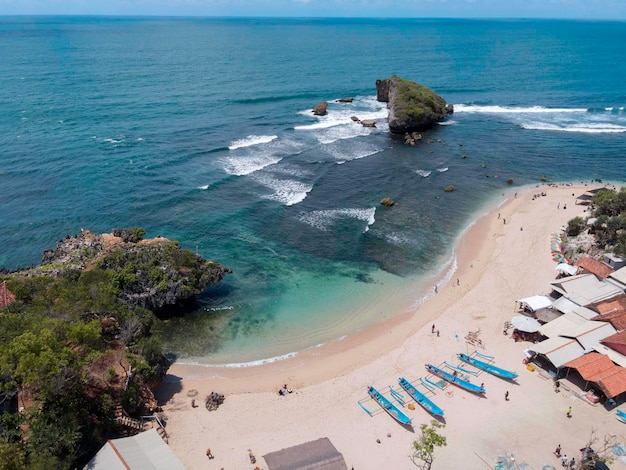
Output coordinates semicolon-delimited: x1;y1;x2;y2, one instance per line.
457;353;519;380
425;364;486;394
398;377;444;417
367;386;412;426
617;409;626;423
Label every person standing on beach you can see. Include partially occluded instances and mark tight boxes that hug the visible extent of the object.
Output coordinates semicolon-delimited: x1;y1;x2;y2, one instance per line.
505;391;509;401
432;324;436;333
554;444;561;457
566;406;572;418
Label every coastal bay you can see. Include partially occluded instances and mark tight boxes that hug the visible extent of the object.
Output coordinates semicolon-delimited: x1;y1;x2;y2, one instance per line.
158;183;626;469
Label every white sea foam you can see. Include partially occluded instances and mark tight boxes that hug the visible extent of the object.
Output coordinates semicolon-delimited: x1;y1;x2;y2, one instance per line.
295;96;388;143
222;154;283;176
228;134;278;150
521;122;626;133
198;184;209;190
326;141;386;163
251;173;313;206
437;120;457;125
415;169;432;177
298;207;376;232
454;104;587;113
437;167;449;173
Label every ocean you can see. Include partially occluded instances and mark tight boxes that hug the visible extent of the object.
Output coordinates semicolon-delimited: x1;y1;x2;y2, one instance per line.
1;17;625;365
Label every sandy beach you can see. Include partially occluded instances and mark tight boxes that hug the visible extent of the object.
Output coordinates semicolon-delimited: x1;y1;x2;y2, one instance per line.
156;183;626;469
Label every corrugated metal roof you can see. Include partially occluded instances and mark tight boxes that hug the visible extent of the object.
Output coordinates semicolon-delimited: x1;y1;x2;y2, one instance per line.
550;273;623;306
84;429;186;470
552;296;580;314
609;266;626;286
538;312;587;338
559;321;617;350
530;337;585;368
571;306;600;320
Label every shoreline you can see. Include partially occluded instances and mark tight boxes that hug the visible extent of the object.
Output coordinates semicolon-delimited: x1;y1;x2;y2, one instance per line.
164;184;513;390
157;182;626;470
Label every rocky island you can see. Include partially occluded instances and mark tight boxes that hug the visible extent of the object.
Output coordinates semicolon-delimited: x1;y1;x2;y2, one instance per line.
376;75;453;134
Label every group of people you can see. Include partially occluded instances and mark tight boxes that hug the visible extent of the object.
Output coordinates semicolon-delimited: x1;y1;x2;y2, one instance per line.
279;384;293;396
553;444;576;468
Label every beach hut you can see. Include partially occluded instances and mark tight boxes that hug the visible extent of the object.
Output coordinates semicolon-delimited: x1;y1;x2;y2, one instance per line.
84;429;186;470
262;437;348;470
517;295;552;312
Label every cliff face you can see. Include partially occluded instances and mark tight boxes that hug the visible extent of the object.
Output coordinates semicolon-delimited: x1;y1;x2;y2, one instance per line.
37;228;230;312
376;75;453;134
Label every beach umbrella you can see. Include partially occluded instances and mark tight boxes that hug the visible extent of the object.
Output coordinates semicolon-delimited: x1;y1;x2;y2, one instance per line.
511;315;542;333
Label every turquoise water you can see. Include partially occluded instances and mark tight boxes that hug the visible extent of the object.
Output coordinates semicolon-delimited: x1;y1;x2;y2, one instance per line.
1;17;625;364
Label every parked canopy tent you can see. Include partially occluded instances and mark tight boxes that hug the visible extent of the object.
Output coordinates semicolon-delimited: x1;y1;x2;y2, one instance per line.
517;295;552;312
511;315;542;333
263;437;348;470
555;263;579;276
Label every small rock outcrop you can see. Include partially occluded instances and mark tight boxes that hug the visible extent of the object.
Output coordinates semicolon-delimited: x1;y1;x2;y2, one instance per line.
376;75;452;134
380;197;395;207
337;97;354;103
313;101;328;116
404;132;422;146
360;119;377;128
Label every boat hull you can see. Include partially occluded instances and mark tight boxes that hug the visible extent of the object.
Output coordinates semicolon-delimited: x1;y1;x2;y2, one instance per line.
425;364;485;394
367;386;412;426
398;377;444;417
457;353;519;380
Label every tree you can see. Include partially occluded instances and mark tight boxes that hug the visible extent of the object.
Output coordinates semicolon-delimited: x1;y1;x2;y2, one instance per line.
411;420;447;469
578;429;620;469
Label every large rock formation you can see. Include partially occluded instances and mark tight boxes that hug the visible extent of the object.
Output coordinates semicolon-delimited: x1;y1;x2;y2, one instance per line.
38;228;230;312
376;75;452;134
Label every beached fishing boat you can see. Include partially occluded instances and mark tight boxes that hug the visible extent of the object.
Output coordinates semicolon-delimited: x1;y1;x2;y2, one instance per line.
425;364;486;394
367;386;412;426
617;409;626;423
398;377;444;417
457;353;519;380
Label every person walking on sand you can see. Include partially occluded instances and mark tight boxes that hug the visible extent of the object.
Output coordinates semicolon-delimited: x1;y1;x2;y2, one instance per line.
505;391;509;401
554;444;561;457
206;448;214;459
561;454;567;467
432;324;435;333
566;406;572;418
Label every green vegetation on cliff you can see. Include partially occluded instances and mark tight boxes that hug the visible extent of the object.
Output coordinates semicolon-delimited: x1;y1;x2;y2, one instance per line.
566;187;626;257
0;228;228;469
392;75;448;122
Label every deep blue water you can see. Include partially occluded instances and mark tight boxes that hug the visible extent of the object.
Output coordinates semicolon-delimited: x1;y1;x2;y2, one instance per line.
1;17;625;364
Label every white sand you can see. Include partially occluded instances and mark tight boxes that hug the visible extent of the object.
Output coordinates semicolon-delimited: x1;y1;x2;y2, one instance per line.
156;183;626;470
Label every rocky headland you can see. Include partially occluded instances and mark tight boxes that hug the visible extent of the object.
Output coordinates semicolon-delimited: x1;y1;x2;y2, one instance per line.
376;75;453;134
34;228;230;313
